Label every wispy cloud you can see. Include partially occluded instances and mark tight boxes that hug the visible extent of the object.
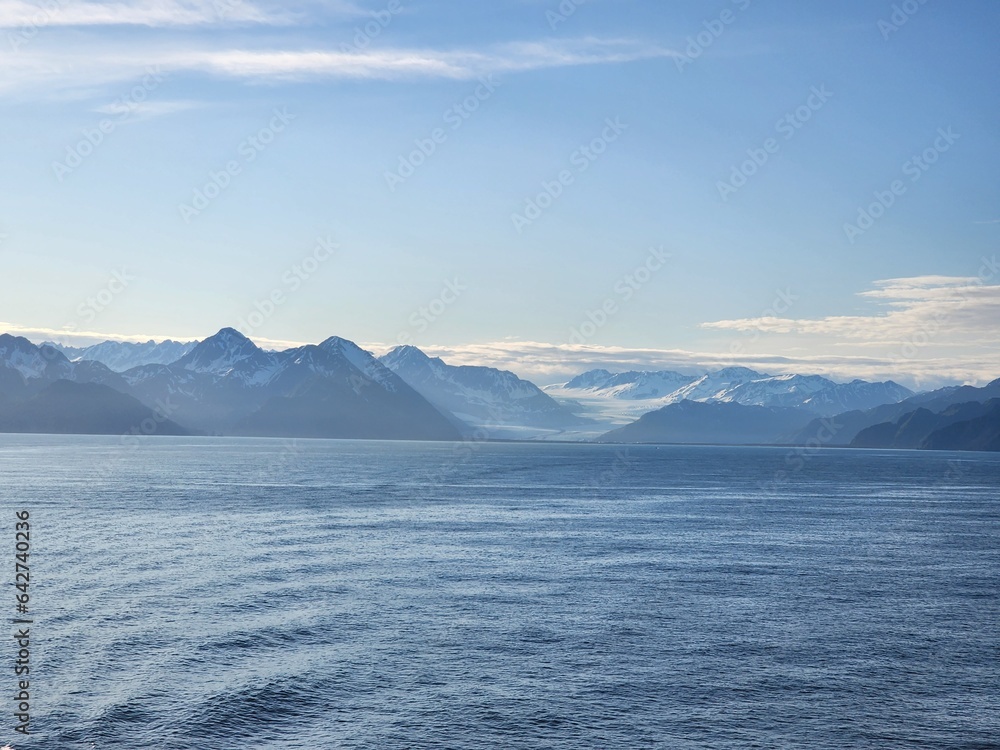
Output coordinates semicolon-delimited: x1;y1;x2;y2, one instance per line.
0;0;326;28
0;37;676;97
702;274;1000;344
93;98;207;120
186;38;676;81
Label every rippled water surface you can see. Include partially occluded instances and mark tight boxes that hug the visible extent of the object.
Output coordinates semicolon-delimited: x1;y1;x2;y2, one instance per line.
1;436;998;749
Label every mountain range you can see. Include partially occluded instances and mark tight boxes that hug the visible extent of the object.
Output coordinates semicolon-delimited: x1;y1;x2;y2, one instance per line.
791;378;1000;447
379;345;591;438
0;329;590;441
597;400;813;445
2;329;997;451
44;339;197;372
842;394;1000;452
546;367;914;421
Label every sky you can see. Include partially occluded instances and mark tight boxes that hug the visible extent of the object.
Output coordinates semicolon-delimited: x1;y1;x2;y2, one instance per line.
1;0;998;389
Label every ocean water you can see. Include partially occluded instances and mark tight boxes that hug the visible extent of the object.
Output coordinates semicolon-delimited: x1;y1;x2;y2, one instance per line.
0;435;998;749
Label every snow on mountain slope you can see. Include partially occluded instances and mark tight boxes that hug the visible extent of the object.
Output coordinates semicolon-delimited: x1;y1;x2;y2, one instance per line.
1;334;71;380
661;367;766;402
320;336;399;392
173;328;281;385
44;339;198;372
546;367;915;421
568;369;699;400
381;345;590;436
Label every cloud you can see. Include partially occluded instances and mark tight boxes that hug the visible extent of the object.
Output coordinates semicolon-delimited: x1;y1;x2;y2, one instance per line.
0;0;328;29
0;37;677;97
701;271;1000;344
185;38;676;80
93;98;206;120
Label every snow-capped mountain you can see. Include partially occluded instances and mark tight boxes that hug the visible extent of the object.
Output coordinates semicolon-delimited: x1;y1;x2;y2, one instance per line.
380;345;591;438
121;329;461;439
563;369;698;400
547;367;914;420
174;328;277;382
43;339;197;372
320;336;399;392
4;329;462;440
721;374;914;414
1;334;126;389
1;334;72;380
0;334;165;434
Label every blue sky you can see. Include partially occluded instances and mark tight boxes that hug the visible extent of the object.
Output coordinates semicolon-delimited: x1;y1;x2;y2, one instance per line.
1;0;998;387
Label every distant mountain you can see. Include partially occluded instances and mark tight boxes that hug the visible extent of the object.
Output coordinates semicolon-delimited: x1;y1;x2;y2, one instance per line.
791;378;1000;446
922;400;1000;452
562;368;698;400
43;339;197;372
849;399;1000;452
1;333;73;381
381;345;591;437
851;401;992;449
123;329;463;440
173;327;279;384
7;326;996;448
234;337;460;440
1;333;129;392
3;329;463;441
597;400;814;445
547;366;913;422
0;380;190;436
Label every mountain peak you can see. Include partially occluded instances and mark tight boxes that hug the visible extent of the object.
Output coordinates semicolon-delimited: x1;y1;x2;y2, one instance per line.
319;335;376;363
383;345;432;365
176;328;269;376
213;327;251;343
319;335;360;351
0;333;39;354
710;366;766;379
